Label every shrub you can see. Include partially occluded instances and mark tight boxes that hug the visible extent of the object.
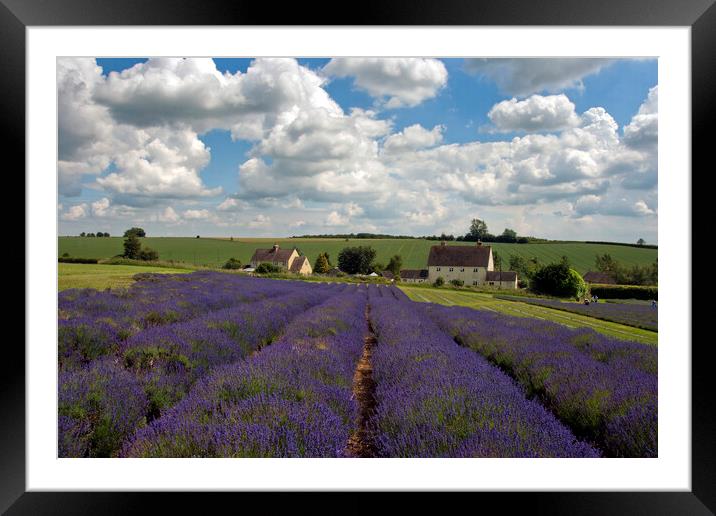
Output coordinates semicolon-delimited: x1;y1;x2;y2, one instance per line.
255;262;281;274
222;258;243;270
590;284;658;301
433;276;445;287
58;257;99;264
450;279;464;287
138;247;159;261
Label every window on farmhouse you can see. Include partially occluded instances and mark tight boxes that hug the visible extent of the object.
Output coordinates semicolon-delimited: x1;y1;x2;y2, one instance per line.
473;268;478;272
473;281;477;285
436;267;441;271
449;267;454;272
460;268;464;272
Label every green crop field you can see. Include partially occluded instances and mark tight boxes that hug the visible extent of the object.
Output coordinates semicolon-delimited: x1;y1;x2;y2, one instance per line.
58;263;190;291
58;236;657;274
399;286;658;345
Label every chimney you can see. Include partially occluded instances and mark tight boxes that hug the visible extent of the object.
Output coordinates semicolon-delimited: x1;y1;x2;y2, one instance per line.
476;240;482;246
440;241;446;246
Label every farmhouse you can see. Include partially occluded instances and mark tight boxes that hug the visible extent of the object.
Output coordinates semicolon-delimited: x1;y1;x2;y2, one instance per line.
427;241;518;289
400;269;429;283
583;271;617;284
249;244;313;275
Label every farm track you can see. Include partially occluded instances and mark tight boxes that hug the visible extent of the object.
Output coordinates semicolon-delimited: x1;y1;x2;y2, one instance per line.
346;304;378;458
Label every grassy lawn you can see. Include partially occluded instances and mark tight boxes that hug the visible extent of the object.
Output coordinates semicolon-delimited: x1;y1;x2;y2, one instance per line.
58;263;190;291
400;286;658;346
58;236;657;274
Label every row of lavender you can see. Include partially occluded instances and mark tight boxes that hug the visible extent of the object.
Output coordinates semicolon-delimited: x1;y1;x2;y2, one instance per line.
366;286;600;457
422;302;657;457
59;272;347;457
496;295;658;331
122;286;368;457
59;272;315;369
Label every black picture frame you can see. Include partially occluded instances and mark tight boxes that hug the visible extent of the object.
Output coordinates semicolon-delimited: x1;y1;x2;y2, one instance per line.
6;0;713;513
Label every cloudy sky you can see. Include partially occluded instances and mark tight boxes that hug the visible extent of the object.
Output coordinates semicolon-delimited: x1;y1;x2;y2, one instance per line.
58;57;658;243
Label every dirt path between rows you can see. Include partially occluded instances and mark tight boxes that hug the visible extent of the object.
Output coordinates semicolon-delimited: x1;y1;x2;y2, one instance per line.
345;304;378;458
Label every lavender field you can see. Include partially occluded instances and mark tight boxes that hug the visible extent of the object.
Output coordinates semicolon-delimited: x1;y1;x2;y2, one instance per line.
497;295;658;331
58;272;656;458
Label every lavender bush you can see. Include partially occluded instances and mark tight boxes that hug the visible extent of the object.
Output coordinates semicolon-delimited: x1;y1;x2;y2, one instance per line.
367;286;599;458
424;303;657;457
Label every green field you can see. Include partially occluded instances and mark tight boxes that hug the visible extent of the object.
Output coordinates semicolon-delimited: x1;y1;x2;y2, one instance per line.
399;286;658;345
58;236;657;274
58;263;190;291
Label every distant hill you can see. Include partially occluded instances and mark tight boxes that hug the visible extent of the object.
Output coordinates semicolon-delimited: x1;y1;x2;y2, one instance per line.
58;236;657;275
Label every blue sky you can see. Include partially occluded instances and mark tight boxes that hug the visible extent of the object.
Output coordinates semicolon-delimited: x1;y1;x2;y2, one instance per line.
59;57;658;242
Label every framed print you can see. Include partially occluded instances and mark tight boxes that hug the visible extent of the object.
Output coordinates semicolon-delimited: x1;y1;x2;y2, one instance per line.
5;0;714;512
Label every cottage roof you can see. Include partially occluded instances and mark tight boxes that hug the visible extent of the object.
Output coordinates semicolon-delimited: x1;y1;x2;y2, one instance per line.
250;245;295;264
289;255;309;273
485;271;517;282
381;270;394;279
400;269;429;279
427;244;492;267
583;271;617;284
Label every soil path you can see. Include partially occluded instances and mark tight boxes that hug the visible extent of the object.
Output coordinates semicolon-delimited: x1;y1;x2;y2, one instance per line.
346;304;378;458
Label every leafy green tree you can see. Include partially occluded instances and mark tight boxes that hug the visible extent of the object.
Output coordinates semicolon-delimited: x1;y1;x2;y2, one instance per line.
433;276;445;287
123;227;146;238
222;257;242;270
501;228;517;242
79;232;86;237
313;253;331;274
123;234;142;259
531;261;587;298
637;238;646;246
468;218;489;240
595;253;619;273
386;254;403;277
450;279;464;287
337;246;376;275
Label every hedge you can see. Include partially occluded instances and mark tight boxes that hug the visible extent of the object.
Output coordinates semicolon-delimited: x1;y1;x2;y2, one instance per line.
589;284;658;300
58;257;99;264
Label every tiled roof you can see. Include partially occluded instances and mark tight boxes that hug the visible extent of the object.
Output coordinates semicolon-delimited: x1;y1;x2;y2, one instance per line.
400;269;429;279
381;270;394;279
250;246;295;264
583;271;617;284
427;244;491;267
289;255;309;273
485;271;517;282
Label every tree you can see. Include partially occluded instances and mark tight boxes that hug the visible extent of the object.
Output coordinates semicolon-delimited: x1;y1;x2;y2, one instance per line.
123;227;146;238
370;262;385;274
501;228;517;242
637;238;646;246
433;276;445;287
450;279;464;287
337;246;376;275
531;261;587;298
79;232;86;237
468;218;489;240
595;253;619;273
386;254;403;276
313;253;331;274
222;257;242;270
492;250;502;269
123;234;142;259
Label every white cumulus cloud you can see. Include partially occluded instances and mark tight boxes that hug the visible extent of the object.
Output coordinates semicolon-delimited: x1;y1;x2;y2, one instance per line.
323;58;448;108
487;94;581;132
